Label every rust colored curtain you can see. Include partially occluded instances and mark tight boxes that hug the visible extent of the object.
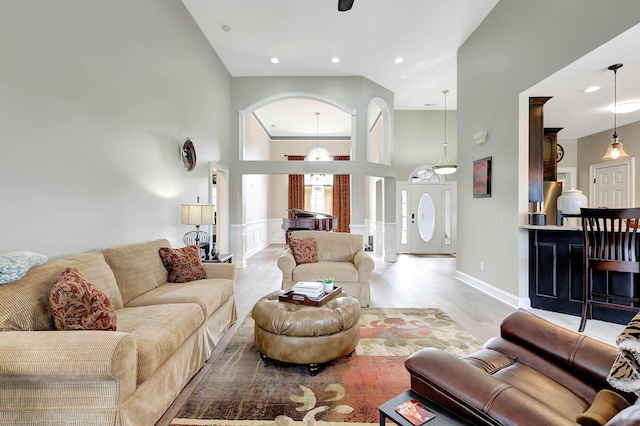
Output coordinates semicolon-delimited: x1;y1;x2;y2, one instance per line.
332;155;351;233
287;155;305;218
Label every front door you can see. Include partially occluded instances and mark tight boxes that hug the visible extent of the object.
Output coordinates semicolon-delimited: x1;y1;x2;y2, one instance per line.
398;183;456;254
590;158;635;207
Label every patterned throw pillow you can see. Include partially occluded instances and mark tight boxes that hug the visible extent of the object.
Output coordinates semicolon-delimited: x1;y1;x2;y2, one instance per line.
49;267;117;331
289;237;319;264
608;311;640;394
159;245;207;283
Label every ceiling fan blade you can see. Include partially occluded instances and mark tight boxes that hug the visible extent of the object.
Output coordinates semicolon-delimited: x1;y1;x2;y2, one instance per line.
338;0;354;11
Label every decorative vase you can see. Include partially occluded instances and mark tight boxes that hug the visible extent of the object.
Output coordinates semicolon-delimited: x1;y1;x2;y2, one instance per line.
557;189;588;215
323;278;334;293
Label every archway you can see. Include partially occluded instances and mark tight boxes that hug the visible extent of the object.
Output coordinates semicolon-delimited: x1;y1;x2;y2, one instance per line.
367;97;392;165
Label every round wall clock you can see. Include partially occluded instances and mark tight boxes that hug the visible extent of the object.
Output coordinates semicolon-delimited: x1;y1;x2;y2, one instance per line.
556;143;564;162
182;138;196;171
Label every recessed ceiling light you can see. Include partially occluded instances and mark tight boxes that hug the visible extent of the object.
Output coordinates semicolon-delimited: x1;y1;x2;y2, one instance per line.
582;85;602;93
221;25;231;32
611;101;640;113
395;57;404;64
331;57;340;64
270;57;279;64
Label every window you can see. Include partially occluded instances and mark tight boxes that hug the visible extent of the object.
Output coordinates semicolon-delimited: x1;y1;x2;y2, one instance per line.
400;189;408;244
307;148;332;162
410;167;443;183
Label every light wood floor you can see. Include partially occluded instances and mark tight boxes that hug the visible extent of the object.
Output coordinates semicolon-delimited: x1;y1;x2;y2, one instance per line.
157;244;625;425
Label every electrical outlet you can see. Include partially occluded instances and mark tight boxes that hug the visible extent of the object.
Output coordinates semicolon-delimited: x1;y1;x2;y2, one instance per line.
480;262;485;270
499;216;505;226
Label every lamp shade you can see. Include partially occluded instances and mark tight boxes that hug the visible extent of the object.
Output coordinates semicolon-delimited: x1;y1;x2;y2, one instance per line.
601;136;630;161
181;204;215;226
433;164;458;175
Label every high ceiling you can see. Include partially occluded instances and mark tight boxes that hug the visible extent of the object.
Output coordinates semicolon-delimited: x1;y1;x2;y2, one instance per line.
182;0;499;113
183;0;640;140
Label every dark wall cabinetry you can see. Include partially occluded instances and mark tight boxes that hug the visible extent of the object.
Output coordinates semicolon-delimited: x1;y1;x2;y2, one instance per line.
543;127;562;181
528;97;552;202
529;228;637;325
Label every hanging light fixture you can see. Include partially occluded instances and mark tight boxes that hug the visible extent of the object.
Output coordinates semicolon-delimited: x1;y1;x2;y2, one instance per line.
433;90;457;175
602;63;630;161
310;112;325;183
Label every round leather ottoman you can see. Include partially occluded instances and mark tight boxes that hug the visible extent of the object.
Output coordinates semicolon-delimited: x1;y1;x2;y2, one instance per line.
252;290;361;375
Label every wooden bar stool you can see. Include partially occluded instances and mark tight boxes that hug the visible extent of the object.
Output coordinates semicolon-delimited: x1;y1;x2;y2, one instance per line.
579;207;640;332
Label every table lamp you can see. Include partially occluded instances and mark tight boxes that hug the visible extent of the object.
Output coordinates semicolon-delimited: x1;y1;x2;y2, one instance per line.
181;202;215;258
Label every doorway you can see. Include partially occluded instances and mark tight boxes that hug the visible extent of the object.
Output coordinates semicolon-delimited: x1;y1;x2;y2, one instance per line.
589;158;636;207
209;163;229;255
397;182;457;254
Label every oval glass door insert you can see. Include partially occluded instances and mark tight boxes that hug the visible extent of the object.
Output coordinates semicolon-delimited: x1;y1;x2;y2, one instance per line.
418;193;435;242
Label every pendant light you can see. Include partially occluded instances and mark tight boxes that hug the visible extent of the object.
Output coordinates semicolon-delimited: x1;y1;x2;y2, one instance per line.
433;90;457;175
602;63;630;161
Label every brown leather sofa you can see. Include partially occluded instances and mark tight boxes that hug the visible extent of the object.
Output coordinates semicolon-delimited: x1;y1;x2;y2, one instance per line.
405;310;636;426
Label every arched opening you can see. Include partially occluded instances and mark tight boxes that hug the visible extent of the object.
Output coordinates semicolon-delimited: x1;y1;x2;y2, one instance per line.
240;93;354;161
367;97;392;165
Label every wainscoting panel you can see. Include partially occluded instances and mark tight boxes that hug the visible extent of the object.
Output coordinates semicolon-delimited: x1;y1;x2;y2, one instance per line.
268;219;286;245
245;220;270;258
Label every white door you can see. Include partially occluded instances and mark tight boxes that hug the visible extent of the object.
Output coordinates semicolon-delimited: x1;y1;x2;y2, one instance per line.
398;183;456;254
589;158;635;208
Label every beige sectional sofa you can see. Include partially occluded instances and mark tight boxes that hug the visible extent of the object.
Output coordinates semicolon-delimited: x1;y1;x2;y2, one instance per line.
0;239;237;425
277;230;374;307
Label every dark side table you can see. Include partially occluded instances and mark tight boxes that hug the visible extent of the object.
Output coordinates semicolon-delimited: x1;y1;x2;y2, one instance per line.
203;253;233;264
379;390;470;425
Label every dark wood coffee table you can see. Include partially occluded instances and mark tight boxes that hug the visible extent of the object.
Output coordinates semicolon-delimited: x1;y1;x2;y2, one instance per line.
379;390;470;425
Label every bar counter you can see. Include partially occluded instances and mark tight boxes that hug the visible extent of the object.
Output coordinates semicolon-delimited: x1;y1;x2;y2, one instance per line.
525;225;637;325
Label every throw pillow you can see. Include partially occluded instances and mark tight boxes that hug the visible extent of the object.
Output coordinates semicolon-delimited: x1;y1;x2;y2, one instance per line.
0;251;48;284
608;311;640;395
576;389;630;426
289;237;318;264
159;245;207;283
49;267;117;331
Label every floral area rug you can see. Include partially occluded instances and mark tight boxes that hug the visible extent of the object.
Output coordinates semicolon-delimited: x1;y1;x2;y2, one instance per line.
171;308;482;426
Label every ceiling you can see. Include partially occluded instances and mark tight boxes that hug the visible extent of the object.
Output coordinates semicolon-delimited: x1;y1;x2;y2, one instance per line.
183;0;640;140
528;23;640;139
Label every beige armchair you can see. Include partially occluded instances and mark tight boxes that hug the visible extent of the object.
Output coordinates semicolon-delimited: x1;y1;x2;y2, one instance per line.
277;230;374;307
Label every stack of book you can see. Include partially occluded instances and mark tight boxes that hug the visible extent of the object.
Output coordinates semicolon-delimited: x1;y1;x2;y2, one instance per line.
292;281;325;300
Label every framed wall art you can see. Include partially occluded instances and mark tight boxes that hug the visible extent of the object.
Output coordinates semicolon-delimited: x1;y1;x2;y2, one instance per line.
473;156;492;198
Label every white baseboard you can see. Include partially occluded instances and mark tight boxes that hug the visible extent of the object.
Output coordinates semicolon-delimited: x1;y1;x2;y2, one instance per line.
454;270;530;309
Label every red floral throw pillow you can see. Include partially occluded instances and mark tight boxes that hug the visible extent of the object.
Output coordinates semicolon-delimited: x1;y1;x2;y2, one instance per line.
289;237;319;264
50;267;117;331
159;245;207;283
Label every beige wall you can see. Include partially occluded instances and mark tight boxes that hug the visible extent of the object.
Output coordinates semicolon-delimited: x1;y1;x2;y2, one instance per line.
0;0;232;257
245;114;271;161
558;138;578;170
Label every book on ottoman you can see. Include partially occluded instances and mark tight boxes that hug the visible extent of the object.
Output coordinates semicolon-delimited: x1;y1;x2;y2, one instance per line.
293;281;324;298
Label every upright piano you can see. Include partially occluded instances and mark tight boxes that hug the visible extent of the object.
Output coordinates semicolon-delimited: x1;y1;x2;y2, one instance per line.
282;208;338;242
